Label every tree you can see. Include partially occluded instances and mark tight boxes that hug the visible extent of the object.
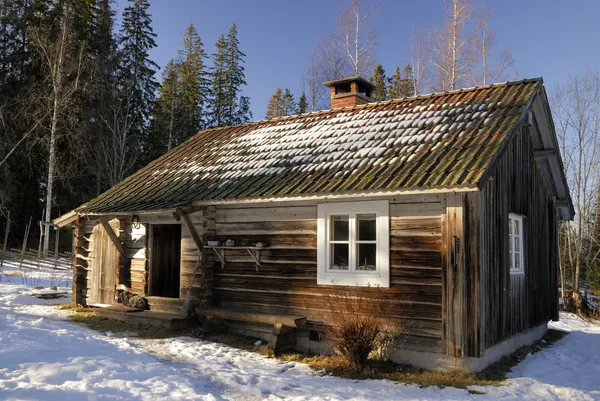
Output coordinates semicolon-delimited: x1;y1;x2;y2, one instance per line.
409;29;430;95
209;24;252;127
281;89;296;115
298;91;308;114
552;70;600;314
467;7;514;86
150;59;182;155
370;63;387;101
330;0;379;76
302;52;329;111
178;24;209;137
118;0;158;144
93;0;158;188
29;5;87;254
430;0;472;91
265;88;297;118
265;88;284;119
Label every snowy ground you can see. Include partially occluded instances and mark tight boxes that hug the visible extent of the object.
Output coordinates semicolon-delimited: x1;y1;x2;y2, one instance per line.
1;274;600;400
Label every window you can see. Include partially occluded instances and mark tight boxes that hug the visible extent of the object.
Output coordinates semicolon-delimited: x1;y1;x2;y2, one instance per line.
317;201;389;287
509;213;525;274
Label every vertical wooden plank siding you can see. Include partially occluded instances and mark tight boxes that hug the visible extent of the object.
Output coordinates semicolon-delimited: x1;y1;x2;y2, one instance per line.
211;196;445;353
479;127;558;349
180;208;215;301
126;221;147;294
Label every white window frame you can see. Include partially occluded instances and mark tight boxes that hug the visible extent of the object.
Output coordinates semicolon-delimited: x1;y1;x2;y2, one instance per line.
509;213;525;275
317;200;389;287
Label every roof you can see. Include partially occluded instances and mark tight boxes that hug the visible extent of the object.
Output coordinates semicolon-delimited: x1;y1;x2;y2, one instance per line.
76;79;542;215
323;75;375;89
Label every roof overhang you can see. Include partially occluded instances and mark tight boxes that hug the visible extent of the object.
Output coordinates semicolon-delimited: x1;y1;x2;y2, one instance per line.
531;87;575;220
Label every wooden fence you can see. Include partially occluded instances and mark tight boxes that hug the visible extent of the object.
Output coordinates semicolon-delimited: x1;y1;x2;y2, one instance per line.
0;248;71;270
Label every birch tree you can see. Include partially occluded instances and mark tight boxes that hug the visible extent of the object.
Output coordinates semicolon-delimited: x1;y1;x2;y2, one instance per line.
430;0;472;91
467;7;514;86
409;30;430;96
552;70;600;313
30;7;85;254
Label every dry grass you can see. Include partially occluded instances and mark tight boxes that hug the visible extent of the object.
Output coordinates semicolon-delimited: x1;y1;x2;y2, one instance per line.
276;329;568;390
53;303;568;391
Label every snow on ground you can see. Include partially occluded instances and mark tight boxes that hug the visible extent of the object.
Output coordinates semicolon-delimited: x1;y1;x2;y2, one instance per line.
1;274;600;400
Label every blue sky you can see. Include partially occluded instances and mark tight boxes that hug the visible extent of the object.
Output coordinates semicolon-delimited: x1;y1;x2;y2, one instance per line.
115;0;599;119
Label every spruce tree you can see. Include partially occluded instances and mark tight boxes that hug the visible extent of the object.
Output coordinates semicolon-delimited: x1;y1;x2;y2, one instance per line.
150;59;182;156
209;24;252;127
370;63;387;101
210;33;228;127
178;24;209;139
118;0;158;142
265;88;284;119
281;89;296;115
388;66;403;99
401;64;415;97
298;91;308;114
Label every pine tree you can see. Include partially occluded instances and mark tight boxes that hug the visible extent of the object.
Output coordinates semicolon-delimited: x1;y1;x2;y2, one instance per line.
281;89;296;115
265;88;284;119
298;91;308;114
178;24;209;140
209;24;252;127
118;0;158;141
370;63;387;101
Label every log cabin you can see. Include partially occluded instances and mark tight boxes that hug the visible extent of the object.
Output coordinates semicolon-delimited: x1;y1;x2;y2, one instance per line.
54;76;574;371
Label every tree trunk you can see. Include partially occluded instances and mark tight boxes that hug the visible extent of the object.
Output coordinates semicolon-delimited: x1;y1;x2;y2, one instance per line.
43;94;59;255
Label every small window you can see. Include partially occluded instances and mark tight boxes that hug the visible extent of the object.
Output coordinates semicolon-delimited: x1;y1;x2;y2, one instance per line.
317;201;389;287
509;213;525;274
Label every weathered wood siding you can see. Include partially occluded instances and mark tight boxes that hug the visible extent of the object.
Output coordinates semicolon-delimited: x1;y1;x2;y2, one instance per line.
211;195;445;352
479;127;558;350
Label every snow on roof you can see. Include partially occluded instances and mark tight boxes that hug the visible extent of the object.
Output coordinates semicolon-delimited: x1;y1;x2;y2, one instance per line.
77;79;541;213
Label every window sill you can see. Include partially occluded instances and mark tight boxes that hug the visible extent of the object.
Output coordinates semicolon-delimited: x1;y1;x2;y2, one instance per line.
510;269;525;275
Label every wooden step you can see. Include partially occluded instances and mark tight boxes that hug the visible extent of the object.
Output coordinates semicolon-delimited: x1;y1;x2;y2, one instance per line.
146;296;184;314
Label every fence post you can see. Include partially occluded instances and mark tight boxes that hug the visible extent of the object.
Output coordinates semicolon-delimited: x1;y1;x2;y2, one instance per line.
0;211;10;269
20;217;31;268
54;227;60;269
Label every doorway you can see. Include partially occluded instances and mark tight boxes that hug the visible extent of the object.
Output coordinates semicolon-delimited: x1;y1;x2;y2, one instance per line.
149;224;182;298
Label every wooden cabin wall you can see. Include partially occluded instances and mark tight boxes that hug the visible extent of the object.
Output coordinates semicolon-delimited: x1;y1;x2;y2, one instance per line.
180;207;215;301
125;221;148;295
211;195;445;353
479;127;558;350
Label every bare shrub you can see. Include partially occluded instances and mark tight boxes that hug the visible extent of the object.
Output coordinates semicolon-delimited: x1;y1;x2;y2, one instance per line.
321;284;403;366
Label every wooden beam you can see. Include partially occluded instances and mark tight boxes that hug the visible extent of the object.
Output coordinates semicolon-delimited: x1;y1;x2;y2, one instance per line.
195;306;306;328
534;149;556;160
178;209;204;255
99;218;127;259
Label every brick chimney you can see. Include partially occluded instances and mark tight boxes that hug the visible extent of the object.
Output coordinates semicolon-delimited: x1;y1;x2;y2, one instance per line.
323;76;375;109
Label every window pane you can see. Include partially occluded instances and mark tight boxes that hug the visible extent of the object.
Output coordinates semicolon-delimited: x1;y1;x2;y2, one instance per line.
514;219;520;236
357;243;376;271
515;252;521;270
330;243;349;270
357;214;377;241
509;234;513;254
330;215;349;241
515;235;520;252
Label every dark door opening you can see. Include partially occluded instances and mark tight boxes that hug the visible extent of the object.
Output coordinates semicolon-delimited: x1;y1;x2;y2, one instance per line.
149;224;182;298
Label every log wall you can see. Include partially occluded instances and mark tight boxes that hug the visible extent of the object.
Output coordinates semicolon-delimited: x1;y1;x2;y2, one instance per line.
211;195;445;353
479;126;558;350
